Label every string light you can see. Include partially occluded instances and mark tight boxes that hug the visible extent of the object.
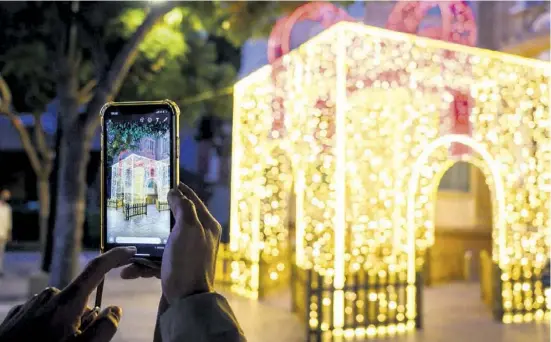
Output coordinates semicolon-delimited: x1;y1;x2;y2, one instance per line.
226;21;551;337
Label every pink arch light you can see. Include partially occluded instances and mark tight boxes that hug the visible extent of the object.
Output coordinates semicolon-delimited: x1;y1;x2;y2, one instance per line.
267;2;354;63
386;1;477;156
386;1;477;46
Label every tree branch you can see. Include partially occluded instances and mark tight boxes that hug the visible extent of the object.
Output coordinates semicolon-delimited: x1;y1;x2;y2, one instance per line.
0;75;44;175
84;4;177;133
0;74;13;108
78;79;97;105
32;111;54;165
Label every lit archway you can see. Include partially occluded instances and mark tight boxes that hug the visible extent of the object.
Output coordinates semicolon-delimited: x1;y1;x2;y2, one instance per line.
404;134;506;318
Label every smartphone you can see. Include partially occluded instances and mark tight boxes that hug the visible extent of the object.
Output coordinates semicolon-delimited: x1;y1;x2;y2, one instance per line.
100;100;180;262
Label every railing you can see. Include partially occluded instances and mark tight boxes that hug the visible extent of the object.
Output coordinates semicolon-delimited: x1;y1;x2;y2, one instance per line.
480;250;493;307
464;250;473;281
156;200;170;212
124;203;147;220
291;266;418;340
107;199;123;209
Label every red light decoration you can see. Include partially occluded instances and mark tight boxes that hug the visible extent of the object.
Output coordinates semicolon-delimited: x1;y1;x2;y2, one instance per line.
267;2;354;139
264;1;477;156
448;90;474;155
386;1;477;156
386;1;477;46
268;2;353;63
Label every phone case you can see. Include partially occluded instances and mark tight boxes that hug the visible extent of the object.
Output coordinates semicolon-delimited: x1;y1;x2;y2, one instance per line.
99;100;180;256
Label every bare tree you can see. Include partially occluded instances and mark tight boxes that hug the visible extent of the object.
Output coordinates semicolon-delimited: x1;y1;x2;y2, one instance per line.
0;76;54;261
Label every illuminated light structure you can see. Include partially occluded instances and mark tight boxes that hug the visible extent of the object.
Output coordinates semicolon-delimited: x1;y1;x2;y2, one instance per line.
228;3;551;340
227;2;355;299
110;154;170;205
267;2;353;138
386;1;477;157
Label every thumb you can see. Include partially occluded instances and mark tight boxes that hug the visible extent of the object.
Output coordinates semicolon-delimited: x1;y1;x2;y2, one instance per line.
72;306;122;342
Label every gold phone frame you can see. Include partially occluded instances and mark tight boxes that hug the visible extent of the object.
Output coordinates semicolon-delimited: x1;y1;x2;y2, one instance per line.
99;100;180;257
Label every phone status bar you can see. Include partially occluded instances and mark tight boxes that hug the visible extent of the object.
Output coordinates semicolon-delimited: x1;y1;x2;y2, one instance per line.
107;109;170;124
140;116;168;123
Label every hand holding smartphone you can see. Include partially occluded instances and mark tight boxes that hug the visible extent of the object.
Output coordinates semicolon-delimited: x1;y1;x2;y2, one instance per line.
97;100;179;306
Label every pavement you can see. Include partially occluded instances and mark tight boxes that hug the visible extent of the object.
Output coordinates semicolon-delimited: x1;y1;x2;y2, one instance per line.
0;252;549;342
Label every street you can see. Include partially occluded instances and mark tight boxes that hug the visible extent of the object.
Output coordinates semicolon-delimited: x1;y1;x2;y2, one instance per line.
0;252;548;342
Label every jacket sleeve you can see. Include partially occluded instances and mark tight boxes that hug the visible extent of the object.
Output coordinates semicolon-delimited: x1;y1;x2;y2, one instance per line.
160;292;246;342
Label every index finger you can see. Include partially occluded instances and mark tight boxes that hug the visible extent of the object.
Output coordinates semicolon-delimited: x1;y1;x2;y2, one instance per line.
167;188;200;226
177;183;216;225
61;247;137;300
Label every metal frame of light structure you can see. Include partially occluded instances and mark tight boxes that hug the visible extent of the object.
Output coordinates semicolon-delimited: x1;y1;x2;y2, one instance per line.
228;20;551;337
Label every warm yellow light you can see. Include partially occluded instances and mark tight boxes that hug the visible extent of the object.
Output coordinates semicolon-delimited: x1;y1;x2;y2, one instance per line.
163;9;183;26
405;134;508;316
226;21;551;336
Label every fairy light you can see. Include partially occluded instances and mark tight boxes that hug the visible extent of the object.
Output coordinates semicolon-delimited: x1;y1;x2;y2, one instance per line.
332;28;347;330
227;20;551;336
229;86;243;253
295;169;306;267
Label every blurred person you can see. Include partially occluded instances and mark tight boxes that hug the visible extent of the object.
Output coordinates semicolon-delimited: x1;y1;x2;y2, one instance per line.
543;259;550;288
0;183;245;342
0;189;12;276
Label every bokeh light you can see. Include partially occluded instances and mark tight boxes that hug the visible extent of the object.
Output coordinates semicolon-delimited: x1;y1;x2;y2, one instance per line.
226;21;550;338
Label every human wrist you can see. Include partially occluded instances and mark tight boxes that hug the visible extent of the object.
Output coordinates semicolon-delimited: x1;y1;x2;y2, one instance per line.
163;276;213;303
165;286;213;304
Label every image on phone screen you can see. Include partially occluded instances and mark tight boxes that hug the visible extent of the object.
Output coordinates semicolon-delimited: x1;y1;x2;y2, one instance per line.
104;107;173;252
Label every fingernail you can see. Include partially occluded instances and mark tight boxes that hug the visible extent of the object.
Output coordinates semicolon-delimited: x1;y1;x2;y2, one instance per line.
36;288;56;304
110;306;122;320
126;246;137;253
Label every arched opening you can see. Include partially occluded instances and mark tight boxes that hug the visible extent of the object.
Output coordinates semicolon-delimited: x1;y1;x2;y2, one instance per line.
144;177;158;204
422;160;497;324
405;134;506;325
427;161;493;286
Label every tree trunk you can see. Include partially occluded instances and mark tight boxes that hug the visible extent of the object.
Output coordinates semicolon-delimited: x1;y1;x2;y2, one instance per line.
37;177;50;258
47;3;174;288
49;126;91;288
42;125;62;272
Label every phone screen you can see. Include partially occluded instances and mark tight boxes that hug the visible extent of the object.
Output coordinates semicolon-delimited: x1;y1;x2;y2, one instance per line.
102;102;178;260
